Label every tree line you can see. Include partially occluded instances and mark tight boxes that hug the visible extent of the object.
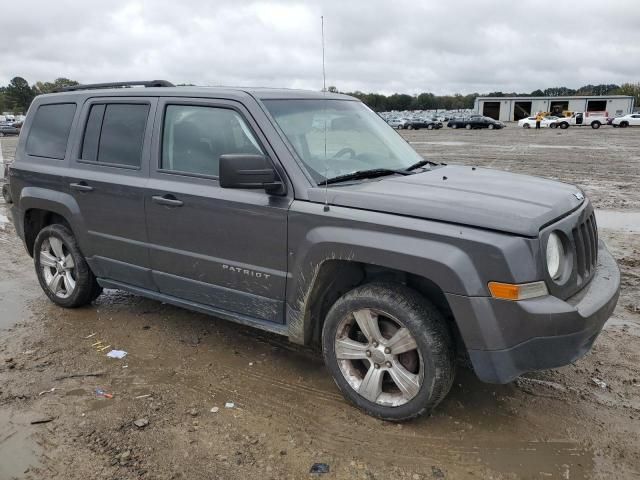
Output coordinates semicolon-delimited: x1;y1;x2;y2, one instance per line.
2;75;639;114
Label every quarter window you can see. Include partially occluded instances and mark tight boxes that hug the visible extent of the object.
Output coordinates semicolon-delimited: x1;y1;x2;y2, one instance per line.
161;105;263;176
26;103;76;159
80;103;149;167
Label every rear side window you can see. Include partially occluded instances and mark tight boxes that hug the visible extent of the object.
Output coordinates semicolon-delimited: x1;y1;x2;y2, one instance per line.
26;103;76;159
81;103;149;167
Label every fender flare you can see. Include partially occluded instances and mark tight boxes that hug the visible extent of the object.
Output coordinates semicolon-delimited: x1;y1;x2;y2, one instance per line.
285;226;486;344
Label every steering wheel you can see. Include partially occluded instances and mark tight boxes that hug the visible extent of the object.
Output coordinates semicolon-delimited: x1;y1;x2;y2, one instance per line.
332;147;356;159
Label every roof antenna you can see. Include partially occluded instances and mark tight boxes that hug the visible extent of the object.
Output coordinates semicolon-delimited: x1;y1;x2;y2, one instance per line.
321;15;330;212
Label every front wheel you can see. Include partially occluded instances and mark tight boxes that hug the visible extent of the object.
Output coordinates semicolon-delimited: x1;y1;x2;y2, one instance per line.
34;224;101;308
451;124;458;129
407;124;414;130
322;283;455;421
488;124;495;130
427;124;434;130
465;124;472;130
559;122;569;129
550;123;557;129
620;121;629;128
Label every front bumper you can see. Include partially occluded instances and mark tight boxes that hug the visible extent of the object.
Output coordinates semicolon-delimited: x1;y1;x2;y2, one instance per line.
446;240;620;383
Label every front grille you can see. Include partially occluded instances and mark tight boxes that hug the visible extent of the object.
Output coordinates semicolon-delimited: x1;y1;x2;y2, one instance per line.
572;211;598;285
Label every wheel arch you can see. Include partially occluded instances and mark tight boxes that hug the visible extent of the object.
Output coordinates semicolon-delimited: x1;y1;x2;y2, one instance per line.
289;258;466;359
19;187;86;257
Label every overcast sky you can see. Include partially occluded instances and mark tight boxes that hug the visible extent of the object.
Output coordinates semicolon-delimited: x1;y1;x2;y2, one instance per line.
2;0;639;95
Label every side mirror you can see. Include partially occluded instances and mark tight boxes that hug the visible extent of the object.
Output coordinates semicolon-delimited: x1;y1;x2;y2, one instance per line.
219;154;285;195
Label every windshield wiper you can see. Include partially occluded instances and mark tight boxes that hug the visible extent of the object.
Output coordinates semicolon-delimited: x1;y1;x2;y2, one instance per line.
322;168;412;185
404;159;439;171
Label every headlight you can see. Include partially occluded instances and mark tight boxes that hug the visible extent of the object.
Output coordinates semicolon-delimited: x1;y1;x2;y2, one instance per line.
546;232;564;280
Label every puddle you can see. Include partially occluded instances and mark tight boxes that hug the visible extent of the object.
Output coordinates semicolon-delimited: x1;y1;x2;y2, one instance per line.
595;210;640;233
0;410;42;479
0;278;37;330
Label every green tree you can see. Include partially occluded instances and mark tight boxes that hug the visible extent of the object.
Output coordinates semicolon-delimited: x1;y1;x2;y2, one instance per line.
615;82;640;108
34;77;79;94
5;76;36;113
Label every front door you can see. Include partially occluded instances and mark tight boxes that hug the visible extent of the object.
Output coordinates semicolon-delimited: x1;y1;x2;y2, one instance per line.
66;97;156;290
145;98;290;323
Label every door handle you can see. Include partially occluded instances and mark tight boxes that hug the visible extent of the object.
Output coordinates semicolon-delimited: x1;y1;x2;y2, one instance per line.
151;194;184;207
69;182;94;192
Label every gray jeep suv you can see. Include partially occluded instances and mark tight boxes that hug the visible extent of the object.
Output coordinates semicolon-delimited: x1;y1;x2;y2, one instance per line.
8;81;620;421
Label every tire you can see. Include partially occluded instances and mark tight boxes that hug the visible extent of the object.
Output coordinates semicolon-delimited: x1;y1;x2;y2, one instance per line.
591;121;601;129
523;123;530;129
488;124;494;130
559;122;569;129
550;123;557;129
407;124;414;130
396;125;403;130
451;124;458;129
322;282;455;421
34;224;101;308
427;124;433;130
0;132;5;137
465;124;472;130
620;121;629;128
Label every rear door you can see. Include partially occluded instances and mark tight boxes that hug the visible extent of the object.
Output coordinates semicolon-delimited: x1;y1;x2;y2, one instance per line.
66;97;156;289
145;97;291;323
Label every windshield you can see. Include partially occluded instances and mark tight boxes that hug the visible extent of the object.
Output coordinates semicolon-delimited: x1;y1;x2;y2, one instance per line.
263;99;425;184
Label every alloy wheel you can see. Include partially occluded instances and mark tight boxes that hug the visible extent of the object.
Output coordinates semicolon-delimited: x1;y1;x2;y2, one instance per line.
334;308;424;407
39;236;77;299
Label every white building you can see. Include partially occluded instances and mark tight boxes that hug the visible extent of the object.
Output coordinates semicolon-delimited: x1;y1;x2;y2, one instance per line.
474;95;635;122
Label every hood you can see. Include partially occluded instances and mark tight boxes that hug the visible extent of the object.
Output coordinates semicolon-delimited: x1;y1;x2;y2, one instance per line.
308;165;585;236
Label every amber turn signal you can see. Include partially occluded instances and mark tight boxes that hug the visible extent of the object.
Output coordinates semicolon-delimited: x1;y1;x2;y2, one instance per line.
488;281;548;301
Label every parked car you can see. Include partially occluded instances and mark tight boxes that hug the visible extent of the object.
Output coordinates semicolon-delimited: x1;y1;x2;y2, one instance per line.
406;119;443;130
555;111;608;129
0;124;21;137
8;81;620;421
387;118;410;129
518;116;560;129
447;116;504;129
611;113;640;128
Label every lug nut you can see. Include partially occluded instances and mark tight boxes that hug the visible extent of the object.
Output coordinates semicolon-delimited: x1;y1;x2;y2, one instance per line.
385;361;392;368
365;350;372;357
384;347;391;354
372;341;379;348
374;363;380;369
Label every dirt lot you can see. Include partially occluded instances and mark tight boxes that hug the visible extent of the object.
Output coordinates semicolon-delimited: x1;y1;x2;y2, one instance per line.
1;126;639;480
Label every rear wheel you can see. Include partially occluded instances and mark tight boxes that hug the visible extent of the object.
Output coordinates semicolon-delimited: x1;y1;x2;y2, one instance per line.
451;124;458;129
591;121;601;129
427;124;434;130
488;124;494;130
560;122;569;129
550;123;557;129
465;124;472;130
407;124;414;130
34;224;101;308
523;123;530;129
322;282;455;421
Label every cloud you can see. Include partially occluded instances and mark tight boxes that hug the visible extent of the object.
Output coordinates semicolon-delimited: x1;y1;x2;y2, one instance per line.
1;0;639;94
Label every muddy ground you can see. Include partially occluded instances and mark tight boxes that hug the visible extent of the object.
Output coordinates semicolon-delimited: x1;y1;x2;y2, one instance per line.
0;126;639;480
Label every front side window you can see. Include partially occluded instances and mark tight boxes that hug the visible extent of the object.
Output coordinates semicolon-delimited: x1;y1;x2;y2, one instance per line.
161;105;263;177
263;99;424;184
81;103;149;167
26;103;76;159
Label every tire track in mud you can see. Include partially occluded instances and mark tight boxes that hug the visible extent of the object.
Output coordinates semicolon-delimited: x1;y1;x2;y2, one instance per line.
137;360;594;476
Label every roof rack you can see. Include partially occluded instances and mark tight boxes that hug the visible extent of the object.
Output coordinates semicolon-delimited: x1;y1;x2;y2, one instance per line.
56;80;175;92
